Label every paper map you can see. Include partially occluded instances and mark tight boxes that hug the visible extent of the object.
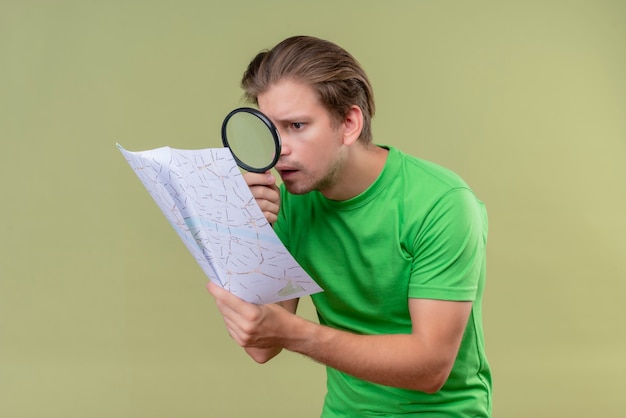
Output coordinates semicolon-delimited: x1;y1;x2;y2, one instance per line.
118;144;323;304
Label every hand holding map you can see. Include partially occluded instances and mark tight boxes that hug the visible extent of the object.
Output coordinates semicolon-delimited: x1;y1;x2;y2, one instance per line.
118;144;323;304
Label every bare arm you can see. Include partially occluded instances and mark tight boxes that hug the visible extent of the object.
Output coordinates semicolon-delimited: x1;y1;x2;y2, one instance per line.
291;298;471;392
208;282;471;392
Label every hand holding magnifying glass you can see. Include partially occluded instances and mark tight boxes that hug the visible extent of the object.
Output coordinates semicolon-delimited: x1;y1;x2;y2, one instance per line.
222;107;282;224
221;107;281;173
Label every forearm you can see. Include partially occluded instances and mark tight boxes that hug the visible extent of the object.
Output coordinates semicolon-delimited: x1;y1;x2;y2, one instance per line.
210;280;469;392
284;318;452;393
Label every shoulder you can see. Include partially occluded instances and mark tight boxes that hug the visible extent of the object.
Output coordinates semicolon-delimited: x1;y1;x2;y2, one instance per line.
388;146;471;191
384;147;480;211
382;147;487;240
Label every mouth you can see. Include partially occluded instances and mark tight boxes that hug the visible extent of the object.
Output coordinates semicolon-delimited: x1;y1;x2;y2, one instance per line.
276;165;299;179
277;168;298;178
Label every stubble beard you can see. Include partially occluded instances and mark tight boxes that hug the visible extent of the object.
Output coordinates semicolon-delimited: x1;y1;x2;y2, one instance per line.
283;151;346;196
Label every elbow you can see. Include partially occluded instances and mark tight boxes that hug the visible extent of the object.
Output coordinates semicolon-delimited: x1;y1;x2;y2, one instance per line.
407;364;453;394
250;353;271;364
420;375;447;394
416;352;456;393
252;356;271;365
425;365;454;393
246;347;281;364
250;353;273;364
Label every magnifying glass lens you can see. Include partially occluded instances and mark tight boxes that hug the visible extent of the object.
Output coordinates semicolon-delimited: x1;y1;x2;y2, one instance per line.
221;108;281;173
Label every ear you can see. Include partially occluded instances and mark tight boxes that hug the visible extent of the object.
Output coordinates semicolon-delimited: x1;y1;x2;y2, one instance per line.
341;105;363;146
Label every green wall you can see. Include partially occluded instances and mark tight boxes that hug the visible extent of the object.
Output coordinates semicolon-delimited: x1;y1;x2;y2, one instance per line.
1;1;624;416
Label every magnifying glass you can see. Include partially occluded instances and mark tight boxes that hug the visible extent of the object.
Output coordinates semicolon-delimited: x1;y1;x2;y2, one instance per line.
221;107;281;173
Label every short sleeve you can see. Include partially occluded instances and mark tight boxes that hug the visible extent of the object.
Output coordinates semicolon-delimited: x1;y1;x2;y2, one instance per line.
408;188;488;301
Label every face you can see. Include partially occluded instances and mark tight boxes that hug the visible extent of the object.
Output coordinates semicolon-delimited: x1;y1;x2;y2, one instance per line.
258;79;347;196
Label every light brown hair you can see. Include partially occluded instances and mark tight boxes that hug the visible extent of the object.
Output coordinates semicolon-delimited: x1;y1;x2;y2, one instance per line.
241;36;376;143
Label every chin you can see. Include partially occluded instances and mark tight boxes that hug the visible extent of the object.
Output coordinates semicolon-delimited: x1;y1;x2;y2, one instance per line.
283;181;314;195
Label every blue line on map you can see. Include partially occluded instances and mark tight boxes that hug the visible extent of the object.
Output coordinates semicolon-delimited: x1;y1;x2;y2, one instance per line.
183;216;281;245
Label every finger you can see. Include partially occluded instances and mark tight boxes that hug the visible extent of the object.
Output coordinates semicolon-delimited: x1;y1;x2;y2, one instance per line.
263;211;278;225
207;283;240;317
207;282;241;310
207;281;228;299
207;282;258;323
249;183;279;201
255;201;280;224
243;171;276;188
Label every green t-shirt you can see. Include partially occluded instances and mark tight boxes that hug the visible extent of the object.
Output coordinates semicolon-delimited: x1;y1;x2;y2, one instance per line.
274;146;492;417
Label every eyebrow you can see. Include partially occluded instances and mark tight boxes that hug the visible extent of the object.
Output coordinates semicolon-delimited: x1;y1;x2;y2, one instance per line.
271;114;311;125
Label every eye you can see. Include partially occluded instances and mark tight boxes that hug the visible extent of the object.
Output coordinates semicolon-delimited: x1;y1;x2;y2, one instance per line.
291;122;305;130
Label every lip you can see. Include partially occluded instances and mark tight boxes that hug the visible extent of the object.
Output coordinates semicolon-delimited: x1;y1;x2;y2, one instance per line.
275;163;296;171
275;164;298;172
276;166;299;179
277;168;298;175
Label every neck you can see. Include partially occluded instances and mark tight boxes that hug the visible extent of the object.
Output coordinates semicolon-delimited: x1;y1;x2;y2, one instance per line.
320;143;389;201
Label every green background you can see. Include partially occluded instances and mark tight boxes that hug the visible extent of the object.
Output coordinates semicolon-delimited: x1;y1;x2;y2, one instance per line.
1;1;624;417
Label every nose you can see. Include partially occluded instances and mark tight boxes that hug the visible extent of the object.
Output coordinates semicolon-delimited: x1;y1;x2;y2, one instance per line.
278;129;291;157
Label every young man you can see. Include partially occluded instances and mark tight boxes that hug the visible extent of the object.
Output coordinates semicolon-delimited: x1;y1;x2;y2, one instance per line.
208;35;492;417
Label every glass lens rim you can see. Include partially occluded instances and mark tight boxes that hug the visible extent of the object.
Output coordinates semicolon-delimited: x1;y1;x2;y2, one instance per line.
221;107;281;173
